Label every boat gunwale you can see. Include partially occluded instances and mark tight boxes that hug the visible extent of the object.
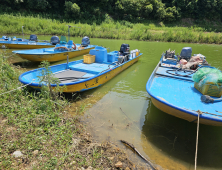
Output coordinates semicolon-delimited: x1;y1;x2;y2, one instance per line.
146;61;222;123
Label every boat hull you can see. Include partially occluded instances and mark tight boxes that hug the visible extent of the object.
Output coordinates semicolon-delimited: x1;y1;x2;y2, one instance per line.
2;43;54;49
30;55;141;92
15;47;94;62
150;96;222;126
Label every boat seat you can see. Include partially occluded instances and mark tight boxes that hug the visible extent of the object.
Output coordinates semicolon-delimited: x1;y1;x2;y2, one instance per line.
60;36;67;44
68;63;111;75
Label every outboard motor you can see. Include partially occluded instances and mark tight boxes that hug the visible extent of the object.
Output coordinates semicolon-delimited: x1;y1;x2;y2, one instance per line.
50;36;60;45
119;44;130;56
29;34;38;41
119;44;130;61
81;36;90;47
180;47;192;61
2;36;8;40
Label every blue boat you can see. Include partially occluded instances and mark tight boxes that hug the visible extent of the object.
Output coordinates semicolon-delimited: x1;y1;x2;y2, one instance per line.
0;35;26;42
12;37;97;62
19;44;142;93
146;47;222;126
0;26;29;43
0;35;60;49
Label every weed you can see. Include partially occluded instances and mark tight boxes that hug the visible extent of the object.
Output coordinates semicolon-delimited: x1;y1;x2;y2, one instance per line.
0;52;75;169
1;14;222;44
92;146;102;167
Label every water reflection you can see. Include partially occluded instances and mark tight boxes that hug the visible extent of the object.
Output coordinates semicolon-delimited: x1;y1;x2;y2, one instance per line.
142;98;222;169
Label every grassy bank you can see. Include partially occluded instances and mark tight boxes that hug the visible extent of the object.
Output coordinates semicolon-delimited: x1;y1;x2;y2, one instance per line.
0;51;146;169
1;14;222;44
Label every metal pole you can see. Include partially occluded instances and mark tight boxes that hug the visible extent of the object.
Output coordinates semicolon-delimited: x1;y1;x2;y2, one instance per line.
68;25;71;42
22;26;24;40
67;55;69;69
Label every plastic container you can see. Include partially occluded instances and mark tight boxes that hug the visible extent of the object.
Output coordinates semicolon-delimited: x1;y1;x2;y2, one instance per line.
107;52;117;63
194;82;222;97
110;51;119;61
135;49;140;56
89;46;107;63
83;54;95;64
131;50;136;58
67;40;73;48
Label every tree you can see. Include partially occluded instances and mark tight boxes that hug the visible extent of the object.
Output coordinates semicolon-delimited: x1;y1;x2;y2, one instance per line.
64;1;80;19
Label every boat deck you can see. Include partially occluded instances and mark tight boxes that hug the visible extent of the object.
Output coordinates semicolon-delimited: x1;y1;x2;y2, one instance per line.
54;62;116;84
149;65;222;122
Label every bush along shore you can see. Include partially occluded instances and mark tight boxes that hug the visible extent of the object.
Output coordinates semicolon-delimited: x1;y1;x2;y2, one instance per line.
0;51;151;169
1;14;222;44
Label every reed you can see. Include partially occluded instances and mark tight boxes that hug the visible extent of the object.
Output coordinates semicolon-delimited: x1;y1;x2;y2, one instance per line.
1;13;222;44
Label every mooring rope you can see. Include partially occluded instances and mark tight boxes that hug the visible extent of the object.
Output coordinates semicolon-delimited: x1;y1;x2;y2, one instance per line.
0;80;35;96
195;110;202;170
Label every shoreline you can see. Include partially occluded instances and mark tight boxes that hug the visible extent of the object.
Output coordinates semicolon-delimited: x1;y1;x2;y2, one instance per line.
0;52;154;169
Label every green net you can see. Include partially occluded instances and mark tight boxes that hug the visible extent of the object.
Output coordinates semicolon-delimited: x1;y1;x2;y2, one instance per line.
192;67;222;84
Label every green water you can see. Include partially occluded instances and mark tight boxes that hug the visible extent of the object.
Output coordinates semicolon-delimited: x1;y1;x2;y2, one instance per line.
2;35;222;169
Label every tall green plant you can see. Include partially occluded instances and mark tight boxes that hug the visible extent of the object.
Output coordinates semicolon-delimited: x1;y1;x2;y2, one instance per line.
38;61;63;99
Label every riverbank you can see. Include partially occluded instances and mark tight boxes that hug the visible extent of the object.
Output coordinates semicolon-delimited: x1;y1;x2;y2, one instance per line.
0;51;151;169
1;14;222;44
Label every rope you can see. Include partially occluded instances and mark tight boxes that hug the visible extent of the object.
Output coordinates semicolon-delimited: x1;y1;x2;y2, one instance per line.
201;95;222;103
201;111;222;117
166;65;206;77
195;110;202;170
166;68;194;77
0;79;35;96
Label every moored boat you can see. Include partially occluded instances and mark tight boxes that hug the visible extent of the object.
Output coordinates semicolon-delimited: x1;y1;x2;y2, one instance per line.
1;35;59;49
19;44;142;92
0;35;27;42
13;36;96;62
146;47;222;126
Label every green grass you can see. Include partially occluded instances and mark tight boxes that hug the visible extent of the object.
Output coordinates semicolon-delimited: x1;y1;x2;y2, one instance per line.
1;14;222;44
0;51;140;169
0;51;107;169
0;51;78;169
